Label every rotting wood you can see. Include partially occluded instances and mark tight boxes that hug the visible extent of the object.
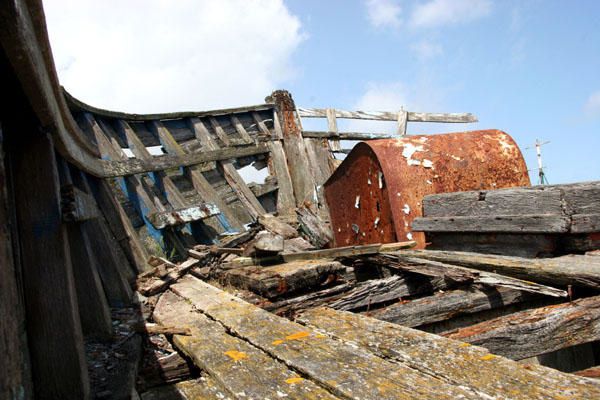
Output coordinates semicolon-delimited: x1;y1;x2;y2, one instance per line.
326;108;341;152
443;295;600;360
266;140;296;216
367;285;542;328
271;91;318;207
170;276;482;399
222;259;345;299
141;323;191;336
138;256;206;296
412;214;570;233
153;290;338;400
147;203;220;230
328;274;451;311
296;204;332;248
231;114;254;144
401;249;600;290
296;307;600;399
370;253;567;297
264;283;355;315
302;131;398;140
60;184;100;222
297;107;478;123
574;366;600;380
12;132;89;399
258;213;297;239
242;230;284;256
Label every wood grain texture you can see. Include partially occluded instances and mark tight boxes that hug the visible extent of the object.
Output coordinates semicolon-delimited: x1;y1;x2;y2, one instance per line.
298;107;478;123
170;276;481;399
153;291;338;400
443;295;600;361
297;307;600;399
412;214;570;233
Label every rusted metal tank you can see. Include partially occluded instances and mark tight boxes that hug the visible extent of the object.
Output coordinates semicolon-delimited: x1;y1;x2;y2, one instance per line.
324;130;531;248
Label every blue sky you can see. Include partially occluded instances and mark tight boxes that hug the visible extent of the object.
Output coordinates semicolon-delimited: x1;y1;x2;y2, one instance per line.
45;0;600;184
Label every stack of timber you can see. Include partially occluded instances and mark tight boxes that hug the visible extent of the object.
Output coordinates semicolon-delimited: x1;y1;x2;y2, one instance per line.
412;181;600;257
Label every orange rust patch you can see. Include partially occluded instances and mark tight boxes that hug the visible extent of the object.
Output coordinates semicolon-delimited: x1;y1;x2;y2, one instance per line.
285;331;310;341
285;377;304;384
224;350;248;361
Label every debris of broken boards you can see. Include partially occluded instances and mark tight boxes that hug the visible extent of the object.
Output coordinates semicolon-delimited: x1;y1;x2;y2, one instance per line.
147;276;600;399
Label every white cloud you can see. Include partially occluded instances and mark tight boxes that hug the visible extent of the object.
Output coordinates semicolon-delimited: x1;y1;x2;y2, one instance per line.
411;40;443;59
365;0;402;28
43;0;304;113
410;0;492;28
584;91;600;118
346;82;410;133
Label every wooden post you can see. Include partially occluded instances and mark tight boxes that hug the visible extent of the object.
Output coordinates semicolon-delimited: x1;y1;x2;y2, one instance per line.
271;90;318;208
12;131;89;399
397;109;408;136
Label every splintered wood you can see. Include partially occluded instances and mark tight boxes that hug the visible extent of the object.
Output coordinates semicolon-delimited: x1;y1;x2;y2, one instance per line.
147;277;600;399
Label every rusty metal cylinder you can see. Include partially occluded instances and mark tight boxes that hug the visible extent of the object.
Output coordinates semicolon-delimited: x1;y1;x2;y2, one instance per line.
324;130;531;248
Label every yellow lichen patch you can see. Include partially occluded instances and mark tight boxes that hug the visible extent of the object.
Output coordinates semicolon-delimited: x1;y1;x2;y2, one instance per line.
480;354;497;361
285;377;304;384
315;334;327;339
459;342;471;347
224;350;248;361
272;340;284;346
285;331;310;341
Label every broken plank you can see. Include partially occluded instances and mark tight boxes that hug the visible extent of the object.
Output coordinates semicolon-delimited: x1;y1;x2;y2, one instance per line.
222;259;345;299
443;295;600;360
367;285;542;328
258;213;298;239
171;276;481;399
372;253;567;298
60;184;100;221
401;250;600;290
296;204;332;248
242;230;284;256
153;291;338;400
147;203;220;229
138;257;205;296
412;214;570;233
297;307;600;399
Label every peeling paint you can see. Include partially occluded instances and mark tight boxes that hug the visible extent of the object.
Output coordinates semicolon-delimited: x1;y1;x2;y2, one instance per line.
402;204;410;215
355;195;360;209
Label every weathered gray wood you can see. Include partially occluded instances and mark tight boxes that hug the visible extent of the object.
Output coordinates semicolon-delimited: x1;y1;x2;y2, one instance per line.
375;253;567;297
12;132;89;399
258;213;297;238
397;109;408;135
329;274;451;311
444;295;600;361
171;276;482;399
296;205;333;248
413;214;570;233
242;230;284;256
264;283;355;315
302;131;398;140
422;186;564;217
572;213;600;233
230;115;254;144
368;285;542;328
208;116;231;146
153;290;338;400
223;259;344;299
104;144;270;177
426;232;559;258
272;91;318;207
266;140;296;216
147;204;220;229
326;108;341;152
561;181;600;215
297;307;600;399
402;249;600;290
297;107;478;123
138;256;206;296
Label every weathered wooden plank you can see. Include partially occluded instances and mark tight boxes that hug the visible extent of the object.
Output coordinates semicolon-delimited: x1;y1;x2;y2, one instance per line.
561;181;600;215
297;307;600;399
422;186;564;217
368;285;542;328
425;232;559;258
402;250;600;290
230;115;254;144
0;122;33;399
444;295;600;361
208;116;231;146
572;213;600;233
223;259;344;299
104;144;270;177
171;276;481;399
153;290;338;400
258;214;297;238
12;131;89;399
60;184;100;221
272;91;318;207
242;230;284;256
266;140;296;216
296;205;332;248
138;256;207;296
374;253;567;297
325;108;341;152
263;283;355;315
302;131;397;140
412;214;570;233
141;376;233;400
147;204;220;229
397;109;408;135
297;107;478;123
